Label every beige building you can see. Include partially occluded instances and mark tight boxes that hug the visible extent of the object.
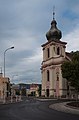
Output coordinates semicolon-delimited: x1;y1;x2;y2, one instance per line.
0;73;10;99
41;14;74;98
30;84;39;97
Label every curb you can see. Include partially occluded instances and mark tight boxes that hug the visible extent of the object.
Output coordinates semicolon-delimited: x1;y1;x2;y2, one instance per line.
49;102;79;115
0;100;23;105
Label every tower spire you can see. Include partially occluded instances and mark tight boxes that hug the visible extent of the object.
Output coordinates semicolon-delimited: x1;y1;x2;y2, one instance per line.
46;6;62;41
53;6;55;20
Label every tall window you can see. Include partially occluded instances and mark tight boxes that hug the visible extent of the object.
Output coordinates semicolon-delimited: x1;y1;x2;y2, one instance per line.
57;74;59;81
53;46;55;53
47;70;50;81
47;48;50;58
57;47;60;55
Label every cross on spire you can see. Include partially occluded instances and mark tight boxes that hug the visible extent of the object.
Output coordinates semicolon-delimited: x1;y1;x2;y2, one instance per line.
53;6;55;20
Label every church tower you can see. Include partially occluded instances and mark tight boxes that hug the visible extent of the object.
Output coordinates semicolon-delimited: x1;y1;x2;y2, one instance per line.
41;11;67;98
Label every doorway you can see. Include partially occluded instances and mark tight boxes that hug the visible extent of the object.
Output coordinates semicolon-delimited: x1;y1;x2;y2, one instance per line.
46;89;49;97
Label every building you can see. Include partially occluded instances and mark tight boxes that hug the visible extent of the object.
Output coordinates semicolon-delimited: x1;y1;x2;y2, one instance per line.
0;72;10;99
11;83;41;97
41;12;74;98
30;83;41;97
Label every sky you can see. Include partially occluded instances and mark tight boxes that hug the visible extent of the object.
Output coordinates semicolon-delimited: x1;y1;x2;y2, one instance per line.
0;0;79;84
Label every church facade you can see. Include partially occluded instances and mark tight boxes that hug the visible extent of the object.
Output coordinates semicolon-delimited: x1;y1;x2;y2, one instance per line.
41;14;74;98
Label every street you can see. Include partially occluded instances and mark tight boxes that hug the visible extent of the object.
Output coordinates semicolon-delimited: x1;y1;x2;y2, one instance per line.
0;98;79;120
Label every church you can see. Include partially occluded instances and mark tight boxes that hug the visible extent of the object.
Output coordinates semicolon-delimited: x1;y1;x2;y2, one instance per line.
41;12;74;98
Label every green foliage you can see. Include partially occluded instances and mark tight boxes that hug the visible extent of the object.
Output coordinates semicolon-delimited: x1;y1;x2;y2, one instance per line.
71;51;79;63
38;85;41;96
61;61;72;81
61;51;79;91
16;90;20;95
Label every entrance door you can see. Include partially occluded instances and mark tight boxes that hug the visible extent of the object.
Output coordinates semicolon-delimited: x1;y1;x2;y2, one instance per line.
46;89;49;97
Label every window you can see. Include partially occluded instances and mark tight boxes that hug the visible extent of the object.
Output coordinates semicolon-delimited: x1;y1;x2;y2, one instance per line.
57;74;59;81
47;48;50;58
53;46;55;52
57;47;60;55
53;46;56;55
47;70;50;81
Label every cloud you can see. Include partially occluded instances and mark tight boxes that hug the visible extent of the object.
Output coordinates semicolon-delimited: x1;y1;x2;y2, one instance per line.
63;24;79;52
0;0;79;84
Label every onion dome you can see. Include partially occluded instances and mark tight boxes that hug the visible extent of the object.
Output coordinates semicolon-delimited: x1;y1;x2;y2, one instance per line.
46;10;62;41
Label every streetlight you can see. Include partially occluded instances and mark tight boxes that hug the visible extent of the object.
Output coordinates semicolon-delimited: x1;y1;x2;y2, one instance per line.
3;46;14;103
4;46;14;77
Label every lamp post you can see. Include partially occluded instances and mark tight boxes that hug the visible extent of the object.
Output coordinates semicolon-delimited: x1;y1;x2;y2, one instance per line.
4;46;14;77
3;46;14;103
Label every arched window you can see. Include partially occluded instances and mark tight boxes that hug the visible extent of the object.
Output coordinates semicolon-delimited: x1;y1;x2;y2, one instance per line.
53;46;55;54
57;74;59;81
57;47;60;55
47;48;50;58
47;70;50;81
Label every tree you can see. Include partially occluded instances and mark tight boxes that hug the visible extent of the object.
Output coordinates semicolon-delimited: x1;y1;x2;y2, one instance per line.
38;84;41;97
61;51;79;96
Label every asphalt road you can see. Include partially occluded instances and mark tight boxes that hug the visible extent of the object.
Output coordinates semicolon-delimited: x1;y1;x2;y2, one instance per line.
0;98;79;120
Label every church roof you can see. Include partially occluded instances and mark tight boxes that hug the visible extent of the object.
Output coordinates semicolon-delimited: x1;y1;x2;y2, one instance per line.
46;10;62;41
46;19;62;41
65;52;72;61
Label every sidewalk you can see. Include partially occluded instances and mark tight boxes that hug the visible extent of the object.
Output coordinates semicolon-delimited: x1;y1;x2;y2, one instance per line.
49;102;79;115
0;96;22;104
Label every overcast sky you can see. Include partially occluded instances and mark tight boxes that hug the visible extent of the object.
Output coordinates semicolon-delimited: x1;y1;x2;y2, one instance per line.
0;0;79;84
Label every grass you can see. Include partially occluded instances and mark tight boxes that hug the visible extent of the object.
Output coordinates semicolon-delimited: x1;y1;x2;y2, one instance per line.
67;101;79;108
